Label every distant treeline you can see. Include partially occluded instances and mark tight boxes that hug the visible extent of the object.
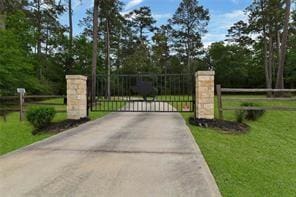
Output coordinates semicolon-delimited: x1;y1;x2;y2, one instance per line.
0;0;295;96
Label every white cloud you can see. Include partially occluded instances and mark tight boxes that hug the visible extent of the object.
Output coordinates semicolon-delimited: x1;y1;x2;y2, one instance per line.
224;10;247;22
217;10;247;29
202;9;248;48
202;33;226;48
125;0;144;11
153;13;172;20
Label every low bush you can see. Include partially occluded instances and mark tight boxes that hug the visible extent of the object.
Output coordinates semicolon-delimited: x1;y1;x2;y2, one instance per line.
26;107;56;132
235;102;265;122
235;110;245;123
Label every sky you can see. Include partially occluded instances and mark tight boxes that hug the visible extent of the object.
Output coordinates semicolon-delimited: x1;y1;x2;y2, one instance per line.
60;0;252;47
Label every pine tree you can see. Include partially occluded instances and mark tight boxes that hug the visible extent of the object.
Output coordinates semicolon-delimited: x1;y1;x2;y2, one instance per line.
126;6;156;41
152;25;170;74
169;0;209;73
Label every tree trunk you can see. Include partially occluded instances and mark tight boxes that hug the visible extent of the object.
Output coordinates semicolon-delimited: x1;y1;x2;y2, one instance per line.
268;29;273;87
260;0;272;96
275;0;291;89
276;31;281;65
106;18;111;100
276;30;281;83
45;23;49;81
186;38;191;73
116;41;120;71
187;51;191;73
37;0;42;80
140;26;143;41
263;31;272;96
186;26;191;73
91;0;99;105
68;0;73;72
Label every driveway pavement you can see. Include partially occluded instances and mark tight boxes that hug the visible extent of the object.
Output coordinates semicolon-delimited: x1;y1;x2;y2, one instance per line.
0;111;220;197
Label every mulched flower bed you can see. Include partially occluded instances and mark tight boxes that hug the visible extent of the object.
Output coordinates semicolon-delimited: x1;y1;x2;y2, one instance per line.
33;118;90;135
189;117;249;133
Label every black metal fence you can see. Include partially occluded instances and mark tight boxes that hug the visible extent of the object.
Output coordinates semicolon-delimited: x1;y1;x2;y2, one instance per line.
90;73;195;112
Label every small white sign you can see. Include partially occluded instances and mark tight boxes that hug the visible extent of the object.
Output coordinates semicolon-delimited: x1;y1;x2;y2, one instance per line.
17;88;26;94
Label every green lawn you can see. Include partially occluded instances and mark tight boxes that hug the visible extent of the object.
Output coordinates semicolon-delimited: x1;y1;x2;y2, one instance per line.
182;95;296;196
0;98;121;155
1;96;296;196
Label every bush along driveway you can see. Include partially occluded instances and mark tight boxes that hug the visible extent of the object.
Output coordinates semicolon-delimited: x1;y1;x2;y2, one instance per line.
0;98;115;155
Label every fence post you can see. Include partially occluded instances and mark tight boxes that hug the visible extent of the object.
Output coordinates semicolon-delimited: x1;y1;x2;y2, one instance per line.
86;78;91;117
19;93;24;121
3;111;6;122
216;84;223;120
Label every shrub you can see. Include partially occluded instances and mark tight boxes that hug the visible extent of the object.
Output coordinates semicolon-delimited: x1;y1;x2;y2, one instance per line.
235;102;265;122
241;102;265;120
235;110;245;123
26;107;56;131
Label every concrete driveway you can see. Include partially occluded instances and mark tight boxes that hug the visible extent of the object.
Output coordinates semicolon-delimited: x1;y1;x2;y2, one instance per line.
0;111;220;197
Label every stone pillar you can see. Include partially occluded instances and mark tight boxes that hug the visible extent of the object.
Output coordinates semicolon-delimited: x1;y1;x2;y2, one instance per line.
195;71;215;119
66;75;87;120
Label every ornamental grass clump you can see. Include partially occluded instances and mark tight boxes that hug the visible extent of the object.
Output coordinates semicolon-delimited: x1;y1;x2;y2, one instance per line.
235;102;265;122
26;107;56;133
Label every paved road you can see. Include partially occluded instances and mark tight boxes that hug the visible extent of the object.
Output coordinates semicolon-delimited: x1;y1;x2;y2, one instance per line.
0;111;220;197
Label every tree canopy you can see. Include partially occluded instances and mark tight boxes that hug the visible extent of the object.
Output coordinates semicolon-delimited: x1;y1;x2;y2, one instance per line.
0;0;295;96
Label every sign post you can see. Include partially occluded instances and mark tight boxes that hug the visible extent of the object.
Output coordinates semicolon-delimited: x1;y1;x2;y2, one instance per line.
17;88;26;121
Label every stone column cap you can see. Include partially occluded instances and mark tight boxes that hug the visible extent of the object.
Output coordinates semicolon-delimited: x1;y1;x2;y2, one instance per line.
66;75;87;80
195;70;215;77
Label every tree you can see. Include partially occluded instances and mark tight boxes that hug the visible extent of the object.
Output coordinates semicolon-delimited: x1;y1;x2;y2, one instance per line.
68;0;73;49
0;1;66;94
100;0;124;98
91;0;99;103
126;6;156;41
275;0;291;89
152;25;170;74
169;0;209;73
226;20;253;46
80;0;125;98
246;0;276;93
0;30;48;95
71;35;93;75
65;0;78;73
122;43;157;74
285;10;296;88
246;0;293;91
27;0;65;79
208;42;264;88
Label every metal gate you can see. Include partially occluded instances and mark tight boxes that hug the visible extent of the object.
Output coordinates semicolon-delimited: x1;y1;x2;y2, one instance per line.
90;73;195;112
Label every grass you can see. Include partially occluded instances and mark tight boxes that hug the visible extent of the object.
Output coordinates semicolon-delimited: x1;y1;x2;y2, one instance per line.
1;95;296;196
0;112;52;155
0;98;122;155
182;95;296;196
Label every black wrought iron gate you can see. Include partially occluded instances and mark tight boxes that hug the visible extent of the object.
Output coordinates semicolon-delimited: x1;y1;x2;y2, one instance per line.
89;73;195;112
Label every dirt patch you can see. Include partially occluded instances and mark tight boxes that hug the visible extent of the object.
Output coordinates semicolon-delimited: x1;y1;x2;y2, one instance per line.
33;118;90;135
189;117;249;134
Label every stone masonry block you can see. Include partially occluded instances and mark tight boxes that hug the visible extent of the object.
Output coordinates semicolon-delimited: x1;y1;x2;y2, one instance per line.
66;75;88;120
195;71;215;119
